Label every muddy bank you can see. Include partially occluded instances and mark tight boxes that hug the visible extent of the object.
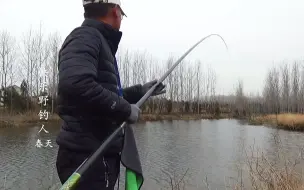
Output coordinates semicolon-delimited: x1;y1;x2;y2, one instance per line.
0;112;231;127
2;112;303;132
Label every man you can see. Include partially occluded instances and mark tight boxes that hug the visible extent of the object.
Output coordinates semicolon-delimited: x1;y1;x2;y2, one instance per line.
55;0;166;189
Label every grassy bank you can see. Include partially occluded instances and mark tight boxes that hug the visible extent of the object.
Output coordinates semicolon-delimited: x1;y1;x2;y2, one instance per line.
0;112;231;127
248;114;304;131
139;113;230;122
1;111;304;132
0;112;60;128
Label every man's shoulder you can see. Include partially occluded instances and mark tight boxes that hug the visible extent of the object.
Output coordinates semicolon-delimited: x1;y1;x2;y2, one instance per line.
64;25;102;44
60;25;103;51
72;25;101;37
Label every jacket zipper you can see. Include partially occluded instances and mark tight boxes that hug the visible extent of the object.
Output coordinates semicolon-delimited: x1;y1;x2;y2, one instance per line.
103;157;109;187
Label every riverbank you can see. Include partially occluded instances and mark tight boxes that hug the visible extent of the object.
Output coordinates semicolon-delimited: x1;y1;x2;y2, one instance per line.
1;112;304;131
139;113;230;122
0;112;61;127
0;112;231;127
248;113;304;131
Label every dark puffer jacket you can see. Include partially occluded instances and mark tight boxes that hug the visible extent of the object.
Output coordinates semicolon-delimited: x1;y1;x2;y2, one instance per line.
56;19;143;154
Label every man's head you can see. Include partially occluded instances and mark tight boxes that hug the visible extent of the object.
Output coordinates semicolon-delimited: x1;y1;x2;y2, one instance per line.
83;0;126;30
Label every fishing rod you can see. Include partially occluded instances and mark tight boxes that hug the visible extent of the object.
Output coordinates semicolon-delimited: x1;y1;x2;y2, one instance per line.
59;33;228;190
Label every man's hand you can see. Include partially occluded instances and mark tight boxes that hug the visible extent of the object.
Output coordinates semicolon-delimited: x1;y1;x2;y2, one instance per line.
142;80;166;96
127;104;141;124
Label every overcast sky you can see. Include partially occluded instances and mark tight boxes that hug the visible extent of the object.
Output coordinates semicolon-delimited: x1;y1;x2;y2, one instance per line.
1;0;303;95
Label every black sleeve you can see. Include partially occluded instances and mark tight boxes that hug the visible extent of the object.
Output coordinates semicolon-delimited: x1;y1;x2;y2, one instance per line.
123;84;143;104
58;27;131;121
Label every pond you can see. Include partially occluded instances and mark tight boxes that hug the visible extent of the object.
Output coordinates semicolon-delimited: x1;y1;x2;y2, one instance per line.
0;119;304;190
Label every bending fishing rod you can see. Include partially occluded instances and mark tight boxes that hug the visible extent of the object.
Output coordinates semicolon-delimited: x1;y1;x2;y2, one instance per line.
59;33;228;190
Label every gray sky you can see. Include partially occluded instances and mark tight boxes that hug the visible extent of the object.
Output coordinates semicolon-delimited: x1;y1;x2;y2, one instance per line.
1;0;303;95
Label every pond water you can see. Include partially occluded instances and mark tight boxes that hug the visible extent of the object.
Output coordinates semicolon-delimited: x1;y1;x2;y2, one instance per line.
0;119;304;190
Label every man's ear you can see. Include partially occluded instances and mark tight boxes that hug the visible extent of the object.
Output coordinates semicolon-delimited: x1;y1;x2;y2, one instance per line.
112;7;120;19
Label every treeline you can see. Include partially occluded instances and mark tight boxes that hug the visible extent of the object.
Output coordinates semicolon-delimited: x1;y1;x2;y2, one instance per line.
0;28;303;117
0;26;60;114
233;61;304;117
260;62;304;114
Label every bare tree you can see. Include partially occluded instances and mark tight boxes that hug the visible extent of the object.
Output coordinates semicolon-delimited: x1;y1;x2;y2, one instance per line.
34;23;50;96
0;30;16;90
291;61;300;113
177;61;185;112
280;63;290;113
121;49;131;87
46;32;61;113
263;67;280;114
0;30;18;113
235;79;246;116
21;28;38;98
209;65;217;111
195;60;202;114
166;56;174;113
300;64;304;113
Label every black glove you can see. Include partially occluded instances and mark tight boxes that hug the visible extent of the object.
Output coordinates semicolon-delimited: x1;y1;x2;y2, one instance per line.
142;80;166;96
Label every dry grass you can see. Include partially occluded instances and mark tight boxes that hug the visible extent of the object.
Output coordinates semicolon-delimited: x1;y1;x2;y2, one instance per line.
249;114;304;131
0;112;230;127
160;134;304;190
139;113;229;122
231;134;304;190
158;168;189;190
0;111;60;127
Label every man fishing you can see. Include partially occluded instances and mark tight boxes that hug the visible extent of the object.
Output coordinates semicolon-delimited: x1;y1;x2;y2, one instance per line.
55;0;166;189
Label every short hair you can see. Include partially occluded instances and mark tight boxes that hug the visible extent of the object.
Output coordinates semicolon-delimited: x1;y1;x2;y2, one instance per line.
84;3;116;19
